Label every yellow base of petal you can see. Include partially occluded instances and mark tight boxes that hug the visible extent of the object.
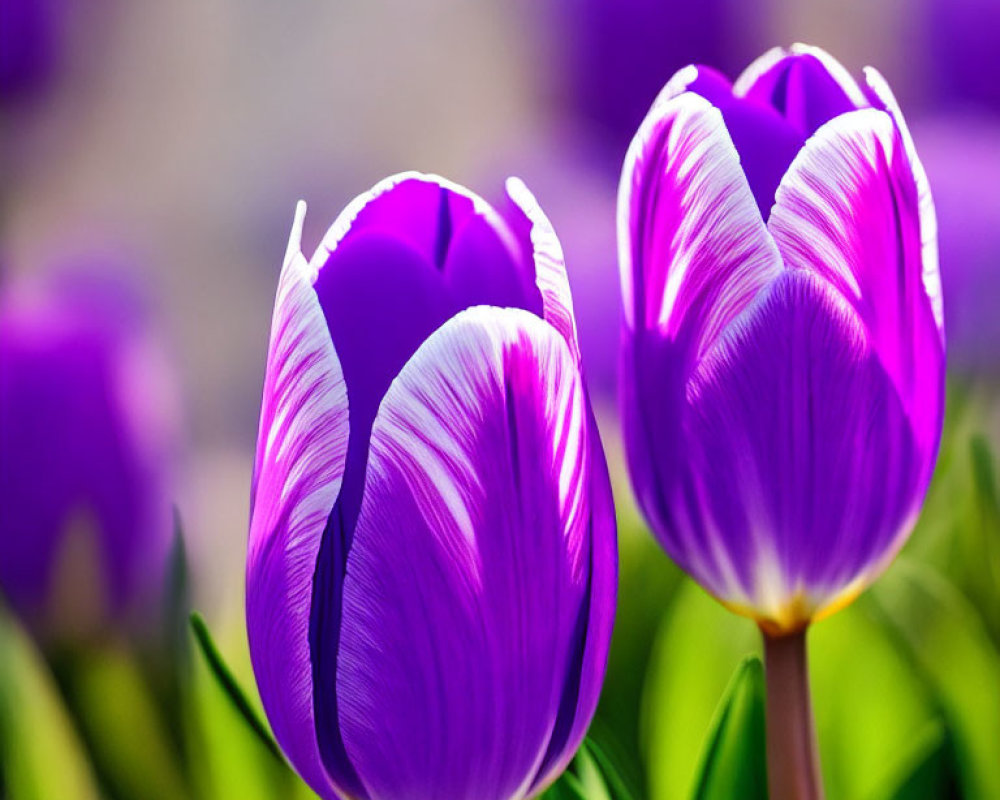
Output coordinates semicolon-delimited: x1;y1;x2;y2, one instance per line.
716;575;869;637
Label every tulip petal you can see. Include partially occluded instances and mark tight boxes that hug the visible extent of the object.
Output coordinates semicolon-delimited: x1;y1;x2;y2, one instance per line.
310;173;479;275
529;408;618;794
309;174;539;316
335;307;601;800
441;205;543;316
505;176;580;362
734;44;868;136
673;65;805;215
862;66;944;336
682;272;922;632
768;108;946;464
619;90;783;359
246;203;348;798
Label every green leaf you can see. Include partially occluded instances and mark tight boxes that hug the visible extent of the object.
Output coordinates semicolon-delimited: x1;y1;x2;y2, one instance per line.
163;509;192;668
641;578;760;800
593;508;681;798
969;436;1000;631
542;737;634;800
583;738;637;800
64;645;190;800
690;656;767;800
0;609;100;800
643;576;939;800
542;770;588;800
188;612;284;764
870;722;961;800
809;598;938;799
865;559;1000;800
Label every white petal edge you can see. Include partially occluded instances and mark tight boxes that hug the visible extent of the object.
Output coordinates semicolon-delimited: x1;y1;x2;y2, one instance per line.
617;90;783;352
306;172;522;283
247;201;348;798
733;43;869;110
863;66;945;340
505;176;581;363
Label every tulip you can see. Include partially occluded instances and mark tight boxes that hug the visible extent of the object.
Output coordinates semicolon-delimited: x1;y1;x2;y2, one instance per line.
925;0;1000;112
551;0;760;155
246;173;617;800
0;269;178;641
618;45;944;800
0;0;60;100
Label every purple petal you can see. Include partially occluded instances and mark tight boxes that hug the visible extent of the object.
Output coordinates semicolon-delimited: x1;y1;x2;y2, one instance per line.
505;177;580;362
335;307;609;800
862;67;944;336
619;89;783;358
529;407;618;794
441;204;542;316
313;227;459;536
768;107;945;469
734;44;868;136
666;272;921;631
311;175;545;540
657;66;805;215
325;174;478;268
246;203;348;799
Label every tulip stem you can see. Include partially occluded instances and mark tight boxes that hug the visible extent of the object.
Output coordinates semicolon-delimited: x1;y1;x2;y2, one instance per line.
763;628;825;800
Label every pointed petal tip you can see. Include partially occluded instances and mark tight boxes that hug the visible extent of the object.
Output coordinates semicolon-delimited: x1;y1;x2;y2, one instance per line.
284;200;308;270
504;177;581;362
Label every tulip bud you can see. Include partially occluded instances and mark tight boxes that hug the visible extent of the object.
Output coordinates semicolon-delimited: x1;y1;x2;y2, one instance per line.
246;174;617;800
618;45;945;635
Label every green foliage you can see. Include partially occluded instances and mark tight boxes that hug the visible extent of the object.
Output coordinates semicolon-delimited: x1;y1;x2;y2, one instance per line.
809;601;938;799
542;738;634;800
870;722;962;800
189;612;284;765
865;560;1000;800
0;610;99;800
592;508;680;797
690;656;767;800
641;578;760;799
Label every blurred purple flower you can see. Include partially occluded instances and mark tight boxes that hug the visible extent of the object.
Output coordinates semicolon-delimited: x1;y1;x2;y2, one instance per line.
246;173;617;800
0;0;60;100
552;0;759;154
619;45;945;634
0;268;179;640
913;114;1000;371
925;0;1000;112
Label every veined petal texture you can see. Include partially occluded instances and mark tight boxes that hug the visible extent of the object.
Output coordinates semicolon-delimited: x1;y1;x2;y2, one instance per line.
246;204;348;797
336;307;609;800
619;46;945;632
248;175;617;800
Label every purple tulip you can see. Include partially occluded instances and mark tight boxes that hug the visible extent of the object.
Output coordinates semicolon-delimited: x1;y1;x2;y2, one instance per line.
550;0;764;156
246;173;617;800
0;0;60;100
0;269;178;639
925;0;1000;112
619;45;945;635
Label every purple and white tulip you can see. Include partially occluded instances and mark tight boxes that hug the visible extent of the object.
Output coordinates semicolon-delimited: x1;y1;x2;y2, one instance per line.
619;45;945;635
246;174;617;800
0;269;178;639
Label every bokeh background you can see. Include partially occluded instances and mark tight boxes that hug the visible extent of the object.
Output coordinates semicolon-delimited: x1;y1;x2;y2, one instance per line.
1;1;998;799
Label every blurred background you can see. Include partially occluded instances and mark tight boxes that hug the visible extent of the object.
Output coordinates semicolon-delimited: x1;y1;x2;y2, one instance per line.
1;1;998;799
